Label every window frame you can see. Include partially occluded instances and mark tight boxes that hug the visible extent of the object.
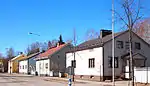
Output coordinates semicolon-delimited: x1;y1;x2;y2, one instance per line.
135;42;141;50
45;63;48;69
108;56;119;68
125;41;129;49
25;65;27;69
116;41;123;49
71;60;76;68
89;58;95;68
23;65;24;69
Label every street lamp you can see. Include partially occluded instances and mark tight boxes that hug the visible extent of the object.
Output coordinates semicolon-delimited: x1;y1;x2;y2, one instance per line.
28;32;40;36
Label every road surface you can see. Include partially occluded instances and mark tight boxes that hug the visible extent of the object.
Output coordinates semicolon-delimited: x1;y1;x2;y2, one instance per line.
0;73;128;86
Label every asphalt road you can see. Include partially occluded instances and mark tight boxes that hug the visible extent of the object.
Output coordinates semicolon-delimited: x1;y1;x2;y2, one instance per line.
0;73;130;86
0;73;112;86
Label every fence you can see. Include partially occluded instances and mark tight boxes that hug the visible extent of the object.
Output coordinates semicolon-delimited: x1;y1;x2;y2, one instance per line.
134;67;150;83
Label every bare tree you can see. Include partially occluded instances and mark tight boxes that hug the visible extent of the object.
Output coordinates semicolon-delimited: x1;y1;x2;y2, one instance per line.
48;41;52;49
51;39;58;47
25;42;40;55
66;39;73;44
40;42;48;52
114;0;145;86
6;47;15;59
134;18;150;43
85;29;99;41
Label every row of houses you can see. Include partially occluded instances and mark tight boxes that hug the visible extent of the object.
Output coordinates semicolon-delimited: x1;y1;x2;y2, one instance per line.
8;29;150;81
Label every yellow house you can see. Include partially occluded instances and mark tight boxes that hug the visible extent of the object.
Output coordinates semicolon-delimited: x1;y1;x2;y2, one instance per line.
8;54;27;73
0;59;4;72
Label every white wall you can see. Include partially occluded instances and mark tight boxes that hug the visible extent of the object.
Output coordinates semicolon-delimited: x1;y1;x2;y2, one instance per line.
19;60;28;74
36;59;51;76
134;67;150;83
66;47;103;76
8;61;12;73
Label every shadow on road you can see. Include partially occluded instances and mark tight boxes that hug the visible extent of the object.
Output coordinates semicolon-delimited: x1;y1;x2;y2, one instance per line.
0;75;34;78
0;81;27;83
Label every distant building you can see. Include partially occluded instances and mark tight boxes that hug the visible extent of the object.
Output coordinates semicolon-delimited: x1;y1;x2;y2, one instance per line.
66;30;150;81
0;59;4;72
8;54;27;73
19;52;40;75
35;43;72;77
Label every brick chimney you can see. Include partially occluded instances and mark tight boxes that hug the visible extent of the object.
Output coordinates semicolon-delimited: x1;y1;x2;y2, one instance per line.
100;29;112;38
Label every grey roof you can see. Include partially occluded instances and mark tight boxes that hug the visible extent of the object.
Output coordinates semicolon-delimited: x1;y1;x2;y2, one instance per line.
69;30;128;52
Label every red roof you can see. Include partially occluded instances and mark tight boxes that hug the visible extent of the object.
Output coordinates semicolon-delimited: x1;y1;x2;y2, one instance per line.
37;44;66;59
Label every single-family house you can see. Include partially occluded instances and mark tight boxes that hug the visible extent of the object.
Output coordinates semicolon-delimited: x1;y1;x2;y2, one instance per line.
35;43;72;77
8;53;27;73
19;52;40;75
66;29;150;81
0;59;4;72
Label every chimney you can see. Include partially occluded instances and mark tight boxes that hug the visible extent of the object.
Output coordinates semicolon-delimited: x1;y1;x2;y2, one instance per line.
20;52;23;55
57;42;60;47
100;29;112;38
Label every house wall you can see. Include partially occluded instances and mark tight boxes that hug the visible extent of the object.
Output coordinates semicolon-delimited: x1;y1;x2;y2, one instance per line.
103;31;150;77
19;60;28;74
8;54;27;73
66;47;103;78
50;44;71;74
28;56;37;75
8;61;13;73
36;59;51;76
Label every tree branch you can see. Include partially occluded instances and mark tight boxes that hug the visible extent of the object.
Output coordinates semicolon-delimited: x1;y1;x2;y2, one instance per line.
113;9;129;27
132;0;142;26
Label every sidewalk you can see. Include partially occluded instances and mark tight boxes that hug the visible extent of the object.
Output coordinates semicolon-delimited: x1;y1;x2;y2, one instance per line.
42;76;130;86
3;73;34;77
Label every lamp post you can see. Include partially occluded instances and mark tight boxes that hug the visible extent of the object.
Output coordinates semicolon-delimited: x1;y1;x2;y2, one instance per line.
112;0;115;86
28;32;41;76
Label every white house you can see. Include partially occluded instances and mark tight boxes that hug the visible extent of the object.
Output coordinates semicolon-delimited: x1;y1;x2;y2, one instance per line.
19;52;40;74
66;29;150;81
35;43;72;77
19;60;28;74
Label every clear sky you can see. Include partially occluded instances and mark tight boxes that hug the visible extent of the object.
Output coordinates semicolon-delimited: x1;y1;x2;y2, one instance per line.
0;0;149;55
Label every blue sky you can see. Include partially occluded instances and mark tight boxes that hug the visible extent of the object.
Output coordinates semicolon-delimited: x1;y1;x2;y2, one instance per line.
0;0;149;55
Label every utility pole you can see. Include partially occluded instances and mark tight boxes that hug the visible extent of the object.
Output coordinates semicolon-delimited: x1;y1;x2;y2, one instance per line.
112;0;115;86
72;28;76;82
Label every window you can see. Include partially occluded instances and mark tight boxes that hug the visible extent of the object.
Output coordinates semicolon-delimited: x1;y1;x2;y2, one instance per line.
25;65;27;69
71;60;76;68
23;65;24;69
135;42;141;50
89;58;95;68
45;63;48;69
108;57;119;68
125;41;129;49
39;63;41;69
117;41;123;49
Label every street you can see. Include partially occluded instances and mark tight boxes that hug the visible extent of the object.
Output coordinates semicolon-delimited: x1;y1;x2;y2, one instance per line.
0;73;129;86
